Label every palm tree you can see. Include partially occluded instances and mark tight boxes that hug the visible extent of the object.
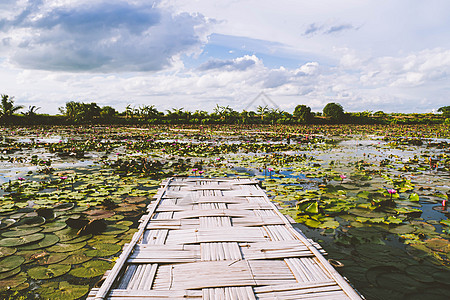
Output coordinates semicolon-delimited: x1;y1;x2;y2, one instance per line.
1;94;23;117
256;105;269;122
22;105;41;117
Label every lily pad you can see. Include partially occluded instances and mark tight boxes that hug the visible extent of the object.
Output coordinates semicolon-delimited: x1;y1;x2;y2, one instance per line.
424;238;450;253
0;233;45;247
27;264;71;279
69;260;112;278
1;227;43;238
405;265;438;283
105;215;124;221
39;281;89;300
0;266;21;280
0;255;25;273
389;224;416;234
18;234;59;250
0;246;17;258
41;222;67;233
54;202;75;211
84;209;115;220
84;243;122;257
54;228;79;242
37;253;69;265
103;224;129;235
59;250;92;265
64;234;92;244
47;242;86;253
376;272;422;293
15;216;46;228
0;273;27;292
0;218;16;230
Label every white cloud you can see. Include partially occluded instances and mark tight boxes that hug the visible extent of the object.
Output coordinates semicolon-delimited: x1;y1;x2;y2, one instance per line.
0;0;212;72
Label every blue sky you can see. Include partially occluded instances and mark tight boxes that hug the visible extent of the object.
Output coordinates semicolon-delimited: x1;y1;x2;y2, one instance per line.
0;0;449;114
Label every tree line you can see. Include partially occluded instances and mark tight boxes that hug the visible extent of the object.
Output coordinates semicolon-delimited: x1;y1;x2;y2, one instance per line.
1;94;449;125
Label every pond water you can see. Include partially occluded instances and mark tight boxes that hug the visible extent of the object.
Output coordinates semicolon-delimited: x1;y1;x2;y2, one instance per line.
0;126;449;299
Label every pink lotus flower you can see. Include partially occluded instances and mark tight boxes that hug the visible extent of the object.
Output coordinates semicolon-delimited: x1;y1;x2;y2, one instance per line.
340;174;347;180
60;176;67;180
18;177;25;181
267;168;274;172
443;199;447;207
387;189;397;194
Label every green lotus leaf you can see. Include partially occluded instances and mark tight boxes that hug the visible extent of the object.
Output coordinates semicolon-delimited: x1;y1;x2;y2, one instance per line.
405;265;438;283
84;243;121;257
69;260;112;278
117;220;134;227
102;224;129;235
64;234;92;244
0;266;21;280
0;273;27;292
18;234;59;250
58;250;92;265
54;228;79;242
389;225;416;234
0;246;17;258
54;202;75;211
0;218;16;230
376;272;423;293
1;227;43;238
0;233;45;247
424;238;450;253
0;255;25;273
105;215;124;221
39;281;89;300
409;193;420;201
15;216;46;228
47;241;86;253
41;222;67;233
348;208;387;218
27;264;71;280
37;253;69;265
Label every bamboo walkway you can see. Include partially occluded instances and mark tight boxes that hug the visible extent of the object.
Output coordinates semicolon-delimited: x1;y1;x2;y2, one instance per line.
88;177;362;299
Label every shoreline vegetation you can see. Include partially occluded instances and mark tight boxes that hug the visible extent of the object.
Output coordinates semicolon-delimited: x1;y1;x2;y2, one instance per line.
1;95;449;126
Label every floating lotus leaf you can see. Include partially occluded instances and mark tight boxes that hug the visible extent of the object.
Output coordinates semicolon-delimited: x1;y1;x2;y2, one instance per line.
15;216;46;228
125;196;146;203
59;250;91;265
27;264;71;279
365;266;401;286
0;246;17;258
0;218;16;230
54;228;79;242
37;253;69;265
105;215;124;221
376;272;423;293
114;203;139;212
432;269;450;284
102;224;129;235
64;234;92;244
0;266;21;280
47;242;86;253
1;227;43;238
71;206;88;213
85;243;121;257
69;260;112;278
39;281;89;300
389;224;416;234
0;233;45;247
88;235;118;245
117;220;133;227
405;264;437;283
84;209;115;220
41;222;67;233
424;238;450;253
348;208;387;218
54;203;75;211
18;234;59;250
0;273;27;292
0;255;25;272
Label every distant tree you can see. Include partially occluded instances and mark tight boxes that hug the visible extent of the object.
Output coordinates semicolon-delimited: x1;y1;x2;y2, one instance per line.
438;106;450;118
59;101;100;123
100;106;118;119
0;94;23;118
293;105;313;124
22;105;41;117
256;105;269;122
323;102;344;121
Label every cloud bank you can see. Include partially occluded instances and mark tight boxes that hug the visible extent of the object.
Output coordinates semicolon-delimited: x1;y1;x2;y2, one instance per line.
0;0;211;72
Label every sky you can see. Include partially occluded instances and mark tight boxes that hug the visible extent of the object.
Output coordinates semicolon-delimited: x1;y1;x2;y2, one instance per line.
0;0;449;114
